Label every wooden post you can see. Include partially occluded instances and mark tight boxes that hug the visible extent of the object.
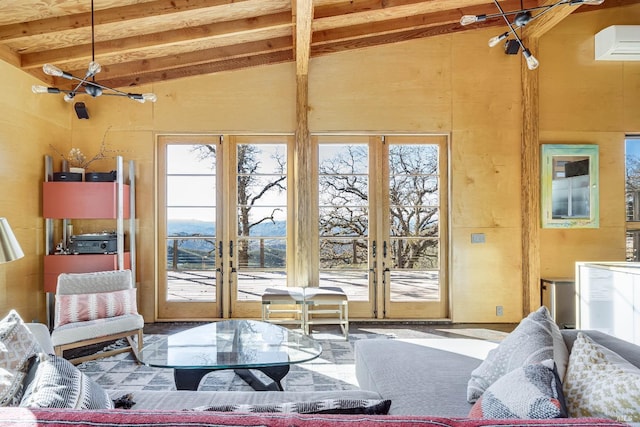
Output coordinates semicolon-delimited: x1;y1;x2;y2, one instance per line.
293;0;314;287
521;37;541;317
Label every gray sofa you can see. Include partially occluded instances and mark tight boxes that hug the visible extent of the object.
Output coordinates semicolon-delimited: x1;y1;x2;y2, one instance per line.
26;323;640;418
355;330;640;417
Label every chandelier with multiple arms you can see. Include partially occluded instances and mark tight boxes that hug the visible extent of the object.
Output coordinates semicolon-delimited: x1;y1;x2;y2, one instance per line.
31;0;156;103
460;0;605;70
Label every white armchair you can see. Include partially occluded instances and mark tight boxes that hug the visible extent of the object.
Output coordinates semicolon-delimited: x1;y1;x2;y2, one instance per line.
50;270;144;365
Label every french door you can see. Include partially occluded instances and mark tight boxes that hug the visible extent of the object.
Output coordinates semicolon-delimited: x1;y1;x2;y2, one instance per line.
315;135;448;319
157;135;293;320
157;134;447;320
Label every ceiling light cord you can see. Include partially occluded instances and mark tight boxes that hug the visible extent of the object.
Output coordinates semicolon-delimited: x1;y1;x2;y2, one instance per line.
31;0;156;105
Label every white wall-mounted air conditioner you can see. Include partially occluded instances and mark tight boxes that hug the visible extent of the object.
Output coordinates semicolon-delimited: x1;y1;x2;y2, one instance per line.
595;25;640;61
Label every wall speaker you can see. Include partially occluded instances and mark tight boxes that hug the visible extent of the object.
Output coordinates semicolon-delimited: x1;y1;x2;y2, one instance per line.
74;102;89;119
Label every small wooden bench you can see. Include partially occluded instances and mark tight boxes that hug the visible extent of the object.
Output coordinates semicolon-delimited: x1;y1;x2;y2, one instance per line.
261;286;349;340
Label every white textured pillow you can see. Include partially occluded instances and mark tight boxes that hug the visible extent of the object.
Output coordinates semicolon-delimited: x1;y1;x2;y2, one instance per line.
0;310;42;407
467;306;564;403
563;332;640;423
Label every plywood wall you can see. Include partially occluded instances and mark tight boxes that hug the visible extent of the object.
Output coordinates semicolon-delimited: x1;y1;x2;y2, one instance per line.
0;60;69;323
538;3;640;279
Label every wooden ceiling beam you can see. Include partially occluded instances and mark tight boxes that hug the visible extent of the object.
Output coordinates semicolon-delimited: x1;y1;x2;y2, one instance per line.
65;36;293;83
313;0;499;32
523;0;584;39
20;12;292;70
0;0;288;42
92;50;294;88
311;20;502;55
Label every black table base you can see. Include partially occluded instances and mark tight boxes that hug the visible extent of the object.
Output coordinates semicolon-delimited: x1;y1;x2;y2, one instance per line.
174;365;290;391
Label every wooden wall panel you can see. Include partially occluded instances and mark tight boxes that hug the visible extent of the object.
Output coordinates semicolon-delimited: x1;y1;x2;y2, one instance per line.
308;38;453;132
153;64;296;133
539;4;640;132
537;4;639;283
451;30;522;131
0;60;69;323
451;227;523;322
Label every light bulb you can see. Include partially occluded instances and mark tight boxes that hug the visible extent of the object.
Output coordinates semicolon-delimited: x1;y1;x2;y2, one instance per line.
579;0;604;4
488;32;508;47
86;61;102;77
523;49;539;70
142;93;157;103
42;64;63;77
32;85;51;94
460;15;478;25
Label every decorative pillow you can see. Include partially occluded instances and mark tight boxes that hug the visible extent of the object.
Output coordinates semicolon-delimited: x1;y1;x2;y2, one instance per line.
0;310;42;407
19;353;114;410
55;288;137;328
190;399;392;415
468;359;567;419
563;332;640;423
467;306;564;403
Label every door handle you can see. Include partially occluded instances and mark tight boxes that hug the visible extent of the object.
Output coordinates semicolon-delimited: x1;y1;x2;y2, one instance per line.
372;240;377;258
383;241;387;258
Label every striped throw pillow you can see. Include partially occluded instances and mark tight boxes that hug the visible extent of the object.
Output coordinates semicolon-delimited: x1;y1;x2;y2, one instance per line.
19;353;113;409
54;288;137;328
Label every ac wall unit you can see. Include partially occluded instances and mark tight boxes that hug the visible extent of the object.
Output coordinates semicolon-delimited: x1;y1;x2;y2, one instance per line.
595;25;640;61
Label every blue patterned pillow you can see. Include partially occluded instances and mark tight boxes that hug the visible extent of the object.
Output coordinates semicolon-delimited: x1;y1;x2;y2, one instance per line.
19;353;113;409
191;399;392;415
469;359;567;419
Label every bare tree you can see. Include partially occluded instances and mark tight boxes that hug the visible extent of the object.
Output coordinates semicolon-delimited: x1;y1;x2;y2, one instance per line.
319;144;439;270
389;145;439;269
191;144;286;267
318;145;369;268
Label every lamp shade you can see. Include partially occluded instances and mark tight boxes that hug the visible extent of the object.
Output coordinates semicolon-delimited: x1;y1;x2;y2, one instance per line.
0;218;24;263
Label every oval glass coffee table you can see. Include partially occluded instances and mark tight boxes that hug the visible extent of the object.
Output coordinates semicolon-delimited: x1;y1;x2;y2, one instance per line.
139;319;322;391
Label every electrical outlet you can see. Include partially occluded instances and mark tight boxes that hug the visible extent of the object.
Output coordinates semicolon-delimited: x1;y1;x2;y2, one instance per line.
496;305;504;316
471;233;485;244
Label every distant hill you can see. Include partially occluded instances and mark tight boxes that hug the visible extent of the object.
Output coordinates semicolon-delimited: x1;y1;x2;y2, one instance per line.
167;219;286;268
168;219;286;237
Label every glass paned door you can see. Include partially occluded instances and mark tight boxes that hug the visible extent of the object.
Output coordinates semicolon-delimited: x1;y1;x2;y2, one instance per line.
317;138;372;318
383;136;448;318
230;136;292;318
157;136;221;319
315;135;448;319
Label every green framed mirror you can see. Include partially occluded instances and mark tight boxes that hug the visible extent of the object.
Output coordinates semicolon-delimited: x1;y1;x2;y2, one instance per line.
541;144;599;228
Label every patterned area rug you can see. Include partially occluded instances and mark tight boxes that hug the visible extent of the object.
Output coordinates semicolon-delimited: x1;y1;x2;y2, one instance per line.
77;328;506;392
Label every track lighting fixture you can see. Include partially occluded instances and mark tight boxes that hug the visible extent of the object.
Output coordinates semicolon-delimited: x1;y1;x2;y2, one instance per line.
30;0;156;105
460;0;604;70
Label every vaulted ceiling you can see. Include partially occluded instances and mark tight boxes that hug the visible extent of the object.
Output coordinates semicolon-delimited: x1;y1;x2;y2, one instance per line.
0;0;633;90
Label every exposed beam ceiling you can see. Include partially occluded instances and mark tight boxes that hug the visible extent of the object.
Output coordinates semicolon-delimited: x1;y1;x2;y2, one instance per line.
0;0;633;90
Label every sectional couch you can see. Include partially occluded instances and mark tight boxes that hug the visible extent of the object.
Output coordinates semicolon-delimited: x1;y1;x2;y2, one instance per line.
1;309;638;426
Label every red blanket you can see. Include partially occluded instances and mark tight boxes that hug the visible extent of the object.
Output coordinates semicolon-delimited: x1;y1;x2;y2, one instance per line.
0;407;630;427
